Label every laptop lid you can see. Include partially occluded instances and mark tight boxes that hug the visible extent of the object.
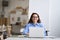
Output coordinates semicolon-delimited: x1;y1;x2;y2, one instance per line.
29;27;44;37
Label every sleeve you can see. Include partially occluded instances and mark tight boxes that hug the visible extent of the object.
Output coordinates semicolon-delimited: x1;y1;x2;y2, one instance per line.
23;24;29;35
40;23;47;36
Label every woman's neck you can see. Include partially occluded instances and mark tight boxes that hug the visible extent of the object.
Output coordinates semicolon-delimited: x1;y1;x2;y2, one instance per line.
33;22;37;24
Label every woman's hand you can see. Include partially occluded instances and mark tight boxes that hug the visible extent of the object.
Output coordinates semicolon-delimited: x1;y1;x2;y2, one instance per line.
26;33;29;36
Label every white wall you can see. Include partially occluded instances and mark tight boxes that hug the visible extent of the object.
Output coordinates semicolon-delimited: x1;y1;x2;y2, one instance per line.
49;0;60;37
29;0;60;37
29;0;49;30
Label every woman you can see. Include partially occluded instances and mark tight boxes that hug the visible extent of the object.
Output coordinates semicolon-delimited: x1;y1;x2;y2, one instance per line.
23;13;46;36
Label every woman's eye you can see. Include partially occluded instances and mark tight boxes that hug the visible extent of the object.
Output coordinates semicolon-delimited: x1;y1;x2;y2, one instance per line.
33;17;38;18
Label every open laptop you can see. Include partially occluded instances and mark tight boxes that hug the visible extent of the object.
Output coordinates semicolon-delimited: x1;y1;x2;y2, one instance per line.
29;27;44;37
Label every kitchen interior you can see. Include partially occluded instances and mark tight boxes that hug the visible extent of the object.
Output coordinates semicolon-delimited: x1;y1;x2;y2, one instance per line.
0;0;29;40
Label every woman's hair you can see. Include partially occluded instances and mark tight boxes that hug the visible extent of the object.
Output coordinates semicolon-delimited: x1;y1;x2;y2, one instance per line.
28;13;41;23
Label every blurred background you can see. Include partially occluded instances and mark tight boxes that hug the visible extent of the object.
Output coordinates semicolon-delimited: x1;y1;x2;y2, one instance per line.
0;0;60;39
0;0;29;37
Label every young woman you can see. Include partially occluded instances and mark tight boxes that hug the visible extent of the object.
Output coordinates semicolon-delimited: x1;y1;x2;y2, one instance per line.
23;13;46;36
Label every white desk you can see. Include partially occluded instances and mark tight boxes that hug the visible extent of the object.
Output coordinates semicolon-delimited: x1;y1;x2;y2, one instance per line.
5;35;60;40
5;37;60;40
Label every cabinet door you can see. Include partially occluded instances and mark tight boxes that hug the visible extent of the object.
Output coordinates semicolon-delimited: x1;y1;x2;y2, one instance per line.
0;18;7;25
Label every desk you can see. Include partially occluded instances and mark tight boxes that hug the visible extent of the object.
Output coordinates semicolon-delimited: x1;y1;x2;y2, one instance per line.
5;35;60;40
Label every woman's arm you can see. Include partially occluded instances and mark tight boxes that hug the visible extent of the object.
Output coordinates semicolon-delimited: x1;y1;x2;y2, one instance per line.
23;24;29;35
40;23;47;36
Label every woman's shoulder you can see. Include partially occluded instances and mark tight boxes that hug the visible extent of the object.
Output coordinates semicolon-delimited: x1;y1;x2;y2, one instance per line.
26;23;44;25
38;22;44;24
25;23;32;26
38;22;44;27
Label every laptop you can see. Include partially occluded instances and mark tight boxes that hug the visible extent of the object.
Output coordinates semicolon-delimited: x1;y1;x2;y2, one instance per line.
29;27;44;37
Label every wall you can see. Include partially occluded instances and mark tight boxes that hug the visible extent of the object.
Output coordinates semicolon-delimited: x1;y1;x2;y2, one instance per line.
29;0;49;30
49;0;60;37
29;0;60;37
4;0;29;18
3;0;29;24
0;0;2;16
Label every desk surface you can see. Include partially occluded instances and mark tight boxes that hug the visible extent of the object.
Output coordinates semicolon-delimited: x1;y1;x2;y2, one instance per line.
5;35;60;40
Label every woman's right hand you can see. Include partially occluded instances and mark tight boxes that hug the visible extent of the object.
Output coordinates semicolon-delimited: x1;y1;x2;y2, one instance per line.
26;33;29;36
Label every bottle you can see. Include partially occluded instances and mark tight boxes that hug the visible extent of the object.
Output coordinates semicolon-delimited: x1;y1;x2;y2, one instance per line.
2;24;6;31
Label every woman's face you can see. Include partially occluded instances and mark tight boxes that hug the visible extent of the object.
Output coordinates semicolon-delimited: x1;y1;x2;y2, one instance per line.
32;14;38;23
